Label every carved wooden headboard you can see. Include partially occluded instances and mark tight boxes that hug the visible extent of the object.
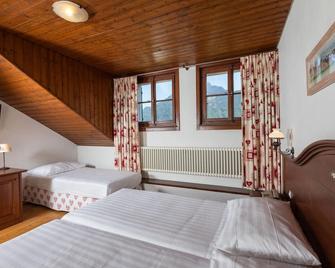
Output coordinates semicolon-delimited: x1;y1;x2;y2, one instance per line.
283;140;335;268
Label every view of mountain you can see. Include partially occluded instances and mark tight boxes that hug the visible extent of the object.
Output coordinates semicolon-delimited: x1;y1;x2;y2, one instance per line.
138;82;241;122
206;82;241;118
207;83;228;95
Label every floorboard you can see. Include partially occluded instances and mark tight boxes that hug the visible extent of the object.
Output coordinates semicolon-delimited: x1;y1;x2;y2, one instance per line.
0;203;66;244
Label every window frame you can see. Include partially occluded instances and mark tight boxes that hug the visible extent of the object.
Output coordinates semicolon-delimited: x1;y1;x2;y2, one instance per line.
138;69;180;131
196;59;241;130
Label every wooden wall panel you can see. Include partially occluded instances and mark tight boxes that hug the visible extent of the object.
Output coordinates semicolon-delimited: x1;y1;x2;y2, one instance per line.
0;29;114;146
0;55;113;146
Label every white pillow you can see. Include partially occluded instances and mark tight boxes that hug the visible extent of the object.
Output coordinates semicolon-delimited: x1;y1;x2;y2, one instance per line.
215;198;320;266
28;162;85;177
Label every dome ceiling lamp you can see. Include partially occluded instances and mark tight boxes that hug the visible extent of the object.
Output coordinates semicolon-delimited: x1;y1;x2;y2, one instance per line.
52;1;89;23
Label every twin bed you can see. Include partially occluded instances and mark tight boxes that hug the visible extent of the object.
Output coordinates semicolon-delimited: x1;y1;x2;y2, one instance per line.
1;140;334;267
23;162;141;211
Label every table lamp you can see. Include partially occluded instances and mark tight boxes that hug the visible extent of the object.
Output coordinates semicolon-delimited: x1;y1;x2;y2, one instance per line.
0;144;12;170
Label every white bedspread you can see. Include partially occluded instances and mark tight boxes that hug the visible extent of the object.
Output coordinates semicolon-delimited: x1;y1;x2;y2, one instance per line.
0;220;210;268
211;251;311;268
62;188;227;259
24;167;141;198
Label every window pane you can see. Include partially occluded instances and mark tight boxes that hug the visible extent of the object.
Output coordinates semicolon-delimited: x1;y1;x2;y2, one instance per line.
138;103;152;122
156;100;173;121
138;83;151;102
156;80;172;101
234;93;242;118
207;95;228;119
206;72;228;95
233;70;241;93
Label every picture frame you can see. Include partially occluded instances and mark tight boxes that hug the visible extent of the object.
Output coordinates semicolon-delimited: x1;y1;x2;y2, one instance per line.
306;21;335;96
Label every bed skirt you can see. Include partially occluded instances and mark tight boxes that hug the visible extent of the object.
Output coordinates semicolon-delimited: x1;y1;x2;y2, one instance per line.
23;185;99;212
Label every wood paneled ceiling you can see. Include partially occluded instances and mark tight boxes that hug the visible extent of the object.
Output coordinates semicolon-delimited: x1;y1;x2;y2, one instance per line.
0;0;292;77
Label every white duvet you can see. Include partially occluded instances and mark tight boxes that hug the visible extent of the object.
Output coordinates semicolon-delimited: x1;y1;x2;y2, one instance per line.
24;167;141;198
211;251;310;268
0;220;210;268
63;188;227;259
0;219;304;268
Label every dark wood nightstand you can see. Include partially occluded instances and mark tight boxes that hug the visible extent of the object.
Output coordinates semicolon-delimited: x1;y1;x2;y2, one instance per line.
0;168;26;230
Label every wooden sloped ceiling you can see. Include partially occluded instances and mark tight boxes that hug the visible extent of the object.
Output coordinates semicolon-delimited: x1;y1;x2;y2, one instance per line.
0;0;292;77
0;29;114;146
0;0;292;145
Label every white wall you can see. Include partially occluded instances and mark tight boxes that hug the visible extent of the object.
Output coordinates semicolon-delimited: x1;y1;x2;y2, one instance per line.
0;101;77;170
279;0;335;154
77;146;116;169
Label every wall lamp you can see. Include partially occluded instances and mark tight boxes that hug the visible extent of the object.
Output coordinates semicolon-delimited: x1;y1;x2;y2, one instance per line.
269;129;285;149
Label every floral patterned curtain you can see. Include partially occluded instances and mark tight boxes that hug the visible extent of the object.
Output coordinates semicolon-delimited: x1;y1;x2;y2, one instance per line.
113;76;141;172
241;51;281;192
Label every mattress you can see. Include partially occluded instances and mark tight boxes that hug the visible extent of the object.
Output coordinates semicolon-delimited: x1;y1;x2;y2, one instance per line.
0;220;210;268
24;167;141;198
62;188;227;259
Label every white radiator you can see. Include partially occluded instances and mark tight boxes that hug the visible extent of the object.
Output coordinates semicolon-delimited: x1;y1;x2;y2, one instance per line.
140;147;242;178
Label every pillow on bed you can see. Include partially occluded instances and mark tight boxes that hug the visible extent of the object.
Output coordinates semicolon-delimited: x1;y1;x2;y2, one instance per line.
215;198;320;266
27;162;86;177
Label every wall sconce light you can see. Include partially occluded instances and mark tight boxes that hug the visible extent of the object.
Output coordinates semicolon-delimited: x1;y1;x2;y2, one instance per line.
269;129;285;149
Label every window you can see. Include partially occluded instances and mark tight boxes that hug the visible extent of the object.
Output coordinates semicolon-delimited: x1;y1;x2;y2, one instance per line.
138;70;179;131
196;60;241;129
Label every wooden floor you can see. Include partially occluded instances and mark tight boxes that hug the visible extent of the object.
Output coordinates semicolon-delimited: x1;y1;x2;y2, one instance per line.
0;204;66;243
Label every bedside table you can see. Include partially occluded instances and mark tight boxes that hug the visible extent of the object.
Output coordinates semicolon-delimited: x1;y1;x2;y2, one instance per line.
0;168;26;230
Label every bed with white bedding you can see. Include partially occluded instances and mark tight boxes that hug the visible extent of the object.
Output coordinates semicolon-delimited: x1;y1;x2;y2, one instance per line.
23;162;141;212
63;189;321;267
0;220;210;268
0;220;310;268
62;188;227;258
0;189;321;267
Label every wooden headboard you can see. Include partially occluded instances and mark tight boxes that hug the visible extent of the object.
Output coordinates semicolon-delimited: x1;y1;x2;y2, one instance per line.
283;140;335;268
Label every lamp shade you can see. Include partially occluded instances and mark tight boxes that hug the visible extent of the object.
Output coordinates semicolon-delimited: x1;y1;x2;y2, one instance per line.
0;144;12;153
52;1;89;23
269;129;285;139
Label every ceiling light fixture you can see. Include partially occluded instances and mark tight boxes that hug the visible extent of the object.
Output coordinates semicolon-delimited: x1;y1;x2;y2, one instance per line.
52;1;89;23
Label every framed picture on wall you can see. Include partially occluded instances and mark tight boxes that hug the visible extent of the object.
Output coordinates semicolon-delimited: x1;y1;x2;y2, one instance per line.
306;21;335;95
